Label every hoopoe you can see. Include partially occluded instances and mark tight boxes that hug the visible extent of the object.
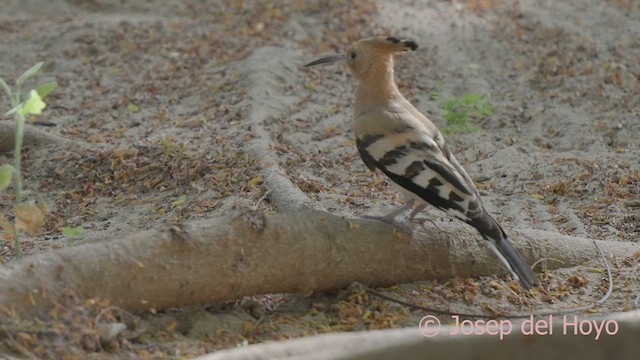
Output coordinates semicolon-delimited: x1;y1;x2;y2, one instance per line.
305;36;538;289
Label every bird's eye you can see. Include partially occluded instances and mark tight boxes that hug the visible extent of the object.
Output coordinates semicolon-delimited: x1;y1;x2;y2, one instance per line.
350;51;357;60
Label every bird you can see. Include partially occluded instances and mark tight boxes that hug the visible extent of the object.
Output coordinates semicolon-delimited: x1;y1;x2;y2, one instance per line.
305;36;539;289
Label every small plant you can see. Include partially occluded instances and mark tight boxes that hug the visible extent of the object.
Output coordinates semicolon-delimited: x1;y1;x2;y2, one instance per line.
60;226;84;238
428;81;443;100
0;62;56;257
441;92;494;133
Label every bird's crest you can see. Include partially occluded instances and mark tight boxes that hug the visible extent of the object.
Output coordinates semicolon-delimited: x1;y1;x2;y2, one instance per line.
355;36;418;53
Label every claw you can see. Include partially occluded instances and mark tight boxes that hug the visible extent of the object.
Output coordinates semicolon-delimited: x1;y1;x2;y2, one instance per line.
363;214;412;233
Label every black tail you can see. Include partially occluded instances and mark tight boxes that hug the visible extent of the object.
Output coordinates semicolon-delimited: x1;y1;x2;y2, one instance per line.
469;212;539;289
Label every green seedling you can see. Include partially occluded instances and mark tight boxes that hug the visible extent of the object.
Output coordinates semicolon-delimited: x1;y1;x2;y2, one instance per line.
441;92;494;133
0;62;56;257
60;226;84;238
429;81;442;100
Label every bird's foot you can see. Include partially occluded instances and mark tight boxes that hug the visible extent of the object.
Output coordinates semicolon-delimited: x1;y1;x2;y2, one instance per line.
363;214;413;233
413;217;439;229
363;202;414;232
403;204;439;229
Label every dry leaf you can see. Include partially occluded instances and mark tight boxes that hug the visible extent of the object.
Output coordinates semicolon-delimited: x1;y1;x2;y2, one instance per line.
0;213;15;237
15;201;48;235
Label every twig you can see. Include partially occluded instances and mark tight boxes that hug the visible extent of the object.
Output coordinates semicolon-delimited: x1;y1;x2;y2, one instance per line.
93;305;134;330
593;240;613;305
360;284;511;319
93;305;135;351
363;238;615;319
253;189;272;210
531;257;565;270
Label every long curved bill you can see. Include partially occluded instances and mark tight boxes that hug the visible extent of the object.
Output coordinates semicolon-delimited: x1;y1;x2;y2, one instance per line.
304;54;347;67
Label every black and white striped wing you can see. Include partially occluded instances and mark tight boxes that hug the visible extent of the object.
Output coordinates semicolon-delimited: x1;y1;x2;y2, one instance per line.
356;129;483;223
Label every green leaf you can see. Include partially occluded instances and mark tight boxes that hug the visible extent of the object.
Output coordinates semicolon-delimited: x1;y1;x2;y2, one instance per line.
4;105;19;117
19;190;32;198
0;78;12;99
442;98;455;110
35;81;57;99
61;226;84;238
461;92;480;104
171;194;187;207
16;62;44;86
127;103;139;113
18;90;46;117
0;164;14;191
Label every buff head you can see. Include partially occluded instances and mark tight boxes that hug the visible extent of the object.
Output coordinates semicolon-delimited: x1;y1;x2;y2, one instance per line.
305;36;417;80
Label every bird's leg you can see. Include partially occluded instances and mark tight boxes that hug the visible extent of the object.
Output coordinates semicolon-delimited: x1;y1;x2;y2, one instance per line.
364;200;414;231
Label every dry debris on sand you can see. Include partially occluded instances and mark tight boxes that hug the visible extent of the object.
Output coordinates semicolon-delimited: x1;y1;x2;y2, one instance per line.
0;0;638;358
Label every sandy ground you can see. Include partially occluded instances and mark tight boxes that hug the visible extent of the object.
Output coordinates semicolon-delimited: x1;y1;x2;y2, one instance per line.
0;0;639;358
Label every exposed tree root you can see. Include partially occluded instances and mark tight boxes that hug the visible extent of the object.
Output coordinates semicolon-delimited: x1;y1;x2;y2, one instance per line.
0;209;636;320
194;310;640;360
0;121;73;153
242;47;323;212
